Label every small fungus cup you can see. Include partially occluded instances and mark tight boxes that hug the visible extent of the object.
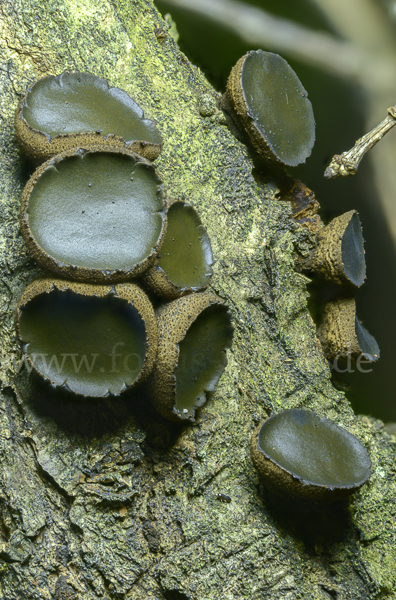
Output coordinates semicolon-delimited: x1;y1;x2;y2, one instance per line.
15;71;163;163
302;210;366;287
144;200;213;299
317;297;380;362
251;409;371;502
19;146;167;283
149;293;233;421
225;50;315;167
15;278;158;397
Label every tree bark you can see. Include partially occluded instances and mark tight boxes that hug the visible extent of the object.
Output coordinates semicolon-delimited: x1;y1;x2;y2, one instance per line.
0;1;395;598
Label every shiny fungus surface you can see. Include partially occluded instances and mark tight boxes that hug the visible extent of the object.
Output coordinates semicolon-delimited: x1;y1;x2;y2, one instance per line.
20;146;166;282
15;279;158;397
251;409;371;500
15;72;163;162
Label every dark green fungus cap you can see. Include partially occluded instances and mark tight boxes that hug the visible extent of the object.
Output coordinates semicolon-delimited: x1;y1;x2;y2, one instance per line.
226;50;315;166
144;200;213;299
317;297;380;362
15;278;158;398
303;210;366;287
251;409;371;501
149;293;233;421
20;146;167;283
15;71;163;163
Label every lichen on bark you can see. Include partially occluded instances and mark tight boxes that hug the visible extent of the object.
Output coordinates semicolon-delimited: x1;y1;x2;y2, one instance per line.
0;0;395;598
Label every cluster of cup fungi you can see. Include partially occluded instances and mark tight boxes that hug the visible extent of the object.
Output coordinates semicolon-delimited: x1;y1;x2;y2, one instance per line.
14;71;233;422
14;52;374;503
223;49;373;500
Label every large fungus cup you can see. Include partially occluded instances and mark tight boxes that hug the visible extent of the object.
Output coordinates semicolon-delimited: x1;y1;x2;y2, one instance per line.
302;210;366;287
15;72;163;163
19;146;167;283
144;200;213;299
225;50;315;166
317;297;380;362
251;409;371;501
15;278;158;397
149;293;233;421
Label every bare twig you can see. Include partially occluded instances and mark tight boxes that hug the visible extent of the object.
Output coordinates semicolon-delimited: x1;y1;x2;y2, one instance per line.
324;106;396;178
163;0;366;80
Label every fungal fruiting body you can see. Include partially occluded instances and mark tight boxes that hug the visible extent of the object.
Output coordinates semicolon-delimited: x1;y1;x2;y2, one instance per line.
251;409;371;501
15;72;163;163
19;146;167;283
144;199;213;299
225;50;315;166
301;210;366;287
317;297;380;362
15;278;158;397
149;293;234;421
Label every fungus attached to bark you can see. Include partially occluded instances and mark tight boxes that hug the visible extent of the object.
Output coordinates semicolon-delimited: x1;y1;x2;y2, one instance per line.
300;210;366;287
15;72;163;163
317;297;380;362
144;200;213;299
15;278;158;397
225;50;315;166
251;409;371;501
149;293;233;421
20;146;166;283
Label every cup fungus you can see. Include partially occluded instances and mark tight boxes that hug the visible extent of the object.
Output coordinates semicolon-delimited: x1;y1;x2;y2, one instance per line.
301;210;366;287
149;293;233;421
19;146;167;283
15;72;163;163
251;409;371;501
15;278;158;397
143;200;213;299
225;50;315;167
317;297;380;362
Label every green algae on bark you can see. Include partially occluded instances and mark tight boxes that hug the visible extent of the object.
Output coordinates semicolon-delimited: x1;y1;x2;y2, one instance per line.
15;71;163;163
0;0;395;598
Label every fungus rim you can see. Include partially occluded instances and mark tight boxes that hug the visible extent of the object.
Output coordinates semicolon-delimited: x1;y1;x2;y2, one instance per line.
143;199;214;299
149;293;233;422
15;71;163;163
251;409;372;500
15;277;158;397
19;145;167;283
316;296;380;362
225;50;315;167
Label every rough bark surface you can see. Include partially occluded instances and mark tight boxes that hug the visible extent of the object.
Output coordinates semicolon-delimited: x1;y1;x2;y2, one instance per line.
0;1;395;598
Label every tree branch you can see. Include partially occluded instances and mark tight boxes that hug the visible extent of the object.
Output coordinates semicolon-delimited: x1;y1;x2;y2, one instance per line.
163;0;366;80
324;105;396;178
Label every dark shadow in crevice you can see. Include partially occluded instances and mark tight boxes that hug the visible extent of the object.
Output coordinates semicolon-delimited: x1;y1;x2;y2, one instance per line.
15;369;185;449
257;483;353;551
163;589;190;600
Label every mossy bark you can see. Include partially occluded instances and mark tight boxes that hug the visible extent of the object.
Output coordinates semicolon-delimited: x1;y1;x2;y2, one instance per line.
0;1;395;598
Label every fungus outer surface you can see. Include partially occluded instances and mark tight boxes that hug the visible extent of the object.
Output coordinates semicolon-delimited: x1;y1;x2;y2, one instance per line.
22;148;166;280
355;316;380;361
150;294;233;421
258;409;371;488
22;72;162;144
18;287;148;397
342;212;366;286
174;303;233;418
241;50;315;166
